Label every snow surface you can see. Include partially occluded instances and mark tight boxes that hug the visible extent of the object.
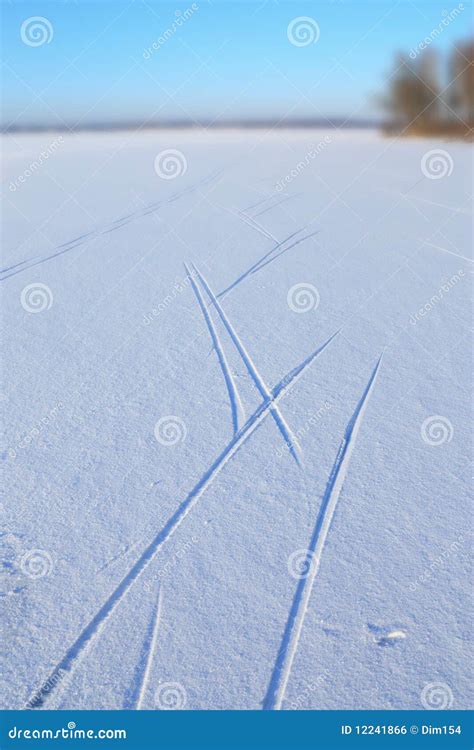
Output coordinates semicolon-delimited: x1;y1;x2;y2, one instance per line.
1;128;472;711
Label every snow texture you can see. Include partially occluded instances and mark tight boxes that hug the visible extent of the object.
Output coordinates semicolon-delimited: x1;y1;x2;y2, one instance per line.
1;128;472;711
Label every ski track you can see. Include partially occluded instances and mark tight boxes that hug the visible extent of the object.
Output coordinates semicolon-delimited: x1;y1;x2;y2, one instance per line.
192;263;303;467
0;170;223;281
248;229;320;278
417;238;474;265
185;261;245;434
96;539;144;576
217;225;313;299
252;192;302;218
124;586;163;710
270;330;340;401
262;354;383;711
28;330;338;708
243;193;276;213
233;207;279;243
215;202;271;240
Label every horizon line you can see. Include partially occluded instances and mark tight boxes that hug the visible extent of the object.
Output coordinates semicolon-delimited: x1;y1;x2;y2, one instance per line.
2;116;382;135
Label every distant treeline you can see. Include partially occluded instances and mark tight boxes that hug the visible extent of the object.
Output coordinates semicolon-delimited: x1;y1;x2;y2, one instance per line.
382;38;473;139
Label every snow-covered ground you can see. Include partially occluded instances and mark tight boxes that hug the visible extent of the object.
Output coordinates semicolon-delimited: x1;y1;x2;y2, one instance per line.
1;128;472;711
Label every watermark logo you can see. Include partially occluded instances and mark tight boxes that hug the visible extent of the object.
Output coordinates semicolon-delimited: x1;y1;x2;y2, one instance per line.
421;149;453;179
287;17;320;47
287;549;316;579
421;682;454;710
7;402;64;460
409;4;464;59
421;416;453;446
154;416;187;446
275;401;333;458
154;150;187;180
409;536;463;591
26;668;66;708
143;4;199;59
142;269;197;326
20;17;53;47
20;549;53;579
276;136;332;191
287;283;320;313
409;270;465;325
21;283;53;313
154;682;187;710
9;136;64;192
287;671;329;709
143;535;200;585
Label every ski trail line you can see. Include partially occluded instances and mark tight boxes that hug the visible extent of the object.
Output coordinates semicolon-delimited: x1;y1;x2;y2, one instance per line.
1;170;223;281
244;193;275;213
217;225;313;299
270;330;339;401
28;331;338;708
417;238;474;265
249;230;320;277
192;263;303;467
96;539;144;575
185;261;245;434
263;354;383;710
217;202;276;243
124;587;163;710
232;207;279;243
253;192;302;218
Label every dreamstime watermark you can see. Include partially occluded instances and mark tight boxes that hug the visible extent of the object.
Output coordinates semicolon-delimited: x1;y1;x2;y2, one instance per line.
154;149;187;179
26;668;66;709
287;671;329;709
409;535;464;592
20;283;53;313
409;269;465;325
287;16;320;47
7;402;64;459
19;549;53;579
144;535;200;586
154;416;187;446
421;149;454;179
143;269;197;325
20;16;53;46
421;682;454;710
287;283;320;313
9;137;64;192
8;725;127;740
276;136;332;191
409;4;464;59
287;549;317;579
143;5;199;59
276;401;332;457
154;682;187;710
421;416;453;446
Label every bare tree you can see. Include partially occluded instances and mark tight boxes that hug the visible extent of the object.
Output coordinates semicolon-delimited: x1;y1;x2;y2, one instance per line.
448;40;474;123
381;40;473;137
382;50;440;131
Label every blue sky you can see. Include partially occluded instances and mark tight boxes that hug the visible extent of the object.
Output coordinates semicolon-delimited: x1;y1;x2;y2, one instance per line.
1;0;472;128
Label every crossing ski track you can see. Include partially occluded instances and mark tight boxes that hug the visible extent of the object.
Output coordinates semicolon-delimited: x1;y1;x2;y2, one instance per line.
6;129;470;713
28;330;338;708
185;261;245;434
192;263;303;466
124;587;163;710
263;355;383;710
217;223;317;299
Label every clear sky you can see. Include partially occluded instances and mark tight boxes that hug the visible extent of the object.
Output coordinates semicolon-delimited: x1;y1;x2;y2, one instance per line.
1;0;472;129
